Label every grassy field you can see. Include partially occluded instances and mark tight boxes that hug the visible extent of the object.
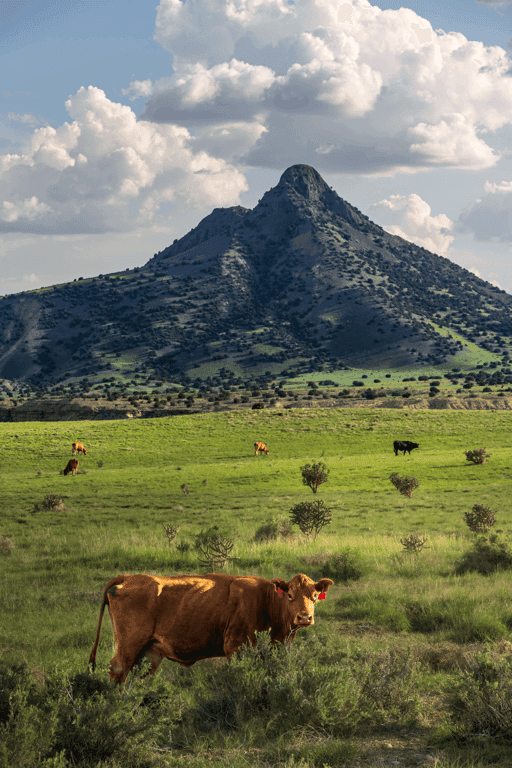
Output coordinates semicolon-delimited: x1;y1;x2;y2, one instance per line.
2;405;512;767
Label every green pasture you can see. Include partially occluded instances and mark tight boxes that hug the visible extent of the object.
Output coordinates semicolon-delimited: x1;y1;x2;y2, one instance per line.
3;406;512;767
2;407;512;536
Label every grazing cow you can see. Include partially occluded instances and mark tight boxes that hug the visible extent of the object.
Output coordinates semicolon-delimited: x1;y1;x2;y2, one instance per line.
64;459;79;475
72;442;87;456
89;572;333;684
254;442;269;456
393;440;419;456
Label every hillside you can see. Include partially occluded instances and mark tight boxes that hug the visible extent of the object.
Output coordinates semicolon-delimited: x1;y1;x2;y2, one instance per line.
0;163;511;389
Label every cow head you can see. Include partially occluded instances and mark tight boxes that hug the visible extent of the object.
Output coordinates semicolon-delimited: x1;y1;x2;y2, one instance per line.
271;574;333;629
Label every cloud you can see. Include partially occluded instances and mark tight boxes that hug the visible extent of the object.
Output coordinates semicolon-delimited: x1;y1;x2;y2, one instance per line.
7;112;48;127
457;180;512;241
122;0;512;175
370;192;454;255
0;86;248;234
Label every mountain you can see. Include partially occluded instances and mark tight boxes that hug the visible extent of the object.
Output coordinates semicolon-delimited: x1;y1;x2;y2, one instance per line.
1;163;511;389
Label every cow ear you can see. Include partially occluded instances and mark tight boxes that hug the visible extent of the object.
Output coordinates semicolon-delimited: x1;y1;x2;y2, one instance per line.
315;578;334;594
271;577;288;593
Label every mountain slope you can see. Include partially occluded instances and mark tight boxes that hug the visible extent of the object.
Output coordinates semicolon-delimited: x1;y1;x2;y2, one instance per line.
0;164;511;386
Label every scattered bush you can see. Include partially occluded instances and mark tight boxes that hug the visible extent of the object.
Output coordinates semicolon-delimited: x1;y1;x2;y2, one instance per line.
455;534;512;576
464;503;497;534
322;548;366;582
300;461;330;494
254;515;293;542
464;447;491;464
389;473;419;498
32;493;66;514
449;651;512;742
0;663;174;767
162;523;180;546
289;499;333;540
195;526;238;570
400;533;428;553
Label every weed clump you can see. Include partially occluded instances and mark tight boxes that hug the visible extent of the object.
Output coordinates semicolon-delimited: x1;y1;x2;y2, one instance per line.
289;499;333;540
449;651;512;742
464;503;497;534
32;494;66;514
455;534;512;576
0;534;14;555
322;548;366;582
0;663;176;767
162;523;180;547
400;533;428;553
254;515;293;542
464;447;491;464
389;473;419;498
300;461;330;494
195;526;238;570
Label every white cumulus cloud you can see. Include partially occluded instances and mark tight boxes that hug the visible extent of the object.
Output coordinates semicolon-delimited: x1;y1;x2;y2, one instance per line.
370;192;454;255
122;0;512;175
0;86;248;234
458;180;512;241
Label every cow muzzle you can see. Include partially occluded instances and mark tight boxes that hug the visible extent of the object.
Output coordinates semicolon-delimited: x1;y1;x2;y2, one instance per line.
295;613;313;627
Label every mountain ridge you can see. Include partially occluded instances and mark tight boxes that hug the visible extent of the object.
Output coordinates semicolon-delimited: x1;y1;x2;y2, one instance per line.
0;163;511;388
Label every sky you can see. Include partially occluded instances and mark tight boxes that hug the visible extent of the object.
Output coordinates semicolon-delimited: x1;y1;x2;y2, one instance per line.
2;0;512;296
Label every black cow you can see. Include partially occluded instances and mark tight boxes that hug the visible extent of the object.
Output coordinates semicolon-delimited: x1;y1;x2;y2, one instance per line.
393;440;419;456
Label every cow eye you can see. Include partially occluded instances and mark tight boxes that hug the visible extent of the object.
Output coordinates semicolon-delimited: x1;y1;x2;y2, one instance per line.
288;594;293;601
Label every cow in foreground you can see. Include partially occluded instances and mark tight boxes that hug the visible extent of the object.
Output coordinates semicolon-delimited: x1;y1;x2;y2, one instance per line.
254;442;269;456
393;440;419;456
72;442;87;455
89;572;333;684
64;459;79;475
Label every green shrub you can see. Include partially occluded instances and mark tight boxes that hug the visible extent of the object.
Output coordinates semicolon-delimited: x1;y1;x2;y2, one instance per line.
300;462;330;494
455;534;512;576
464;448;490;464
0;664;174;767
389;472;419;498
289;499;332;540
464;503;497;534
254;516;293;542
0;534;14;555
323;548;366;582
449;652;512;742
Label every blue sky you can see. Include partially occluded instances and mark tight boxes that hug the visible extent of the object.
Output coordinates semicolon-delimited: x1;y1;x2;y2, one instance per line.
2;0;512;295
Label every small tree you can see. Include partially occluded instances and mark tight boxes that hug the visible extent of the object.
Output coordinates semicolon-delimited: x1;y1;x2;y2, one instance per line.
300;462;330;494
162;523;180;547
195;527;238;570
389;472;419;499
289;499;332;540
464;448;491;465
464;503;497;534
400;533;428;553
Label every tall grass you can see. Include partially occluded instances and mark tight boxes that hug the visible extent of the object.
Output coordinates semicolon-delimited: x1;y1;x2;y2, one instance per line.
3;405;512;765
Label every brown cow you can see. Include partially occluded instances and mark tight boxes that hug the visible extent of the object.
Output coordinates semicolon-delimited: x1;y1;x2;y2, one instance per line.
64;459;79;475
72;442;87;455
89;572;333;684
254;441;269;456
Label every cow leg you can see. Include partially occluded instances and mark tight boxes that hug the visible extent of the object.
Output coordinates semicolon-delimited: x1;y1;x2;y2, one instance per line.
109;644;151;684
139;642;165;676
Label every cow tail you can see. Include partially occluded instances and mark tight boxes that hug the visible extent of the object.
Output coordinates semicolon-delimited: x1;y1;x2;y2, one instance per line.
88;575;125;671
